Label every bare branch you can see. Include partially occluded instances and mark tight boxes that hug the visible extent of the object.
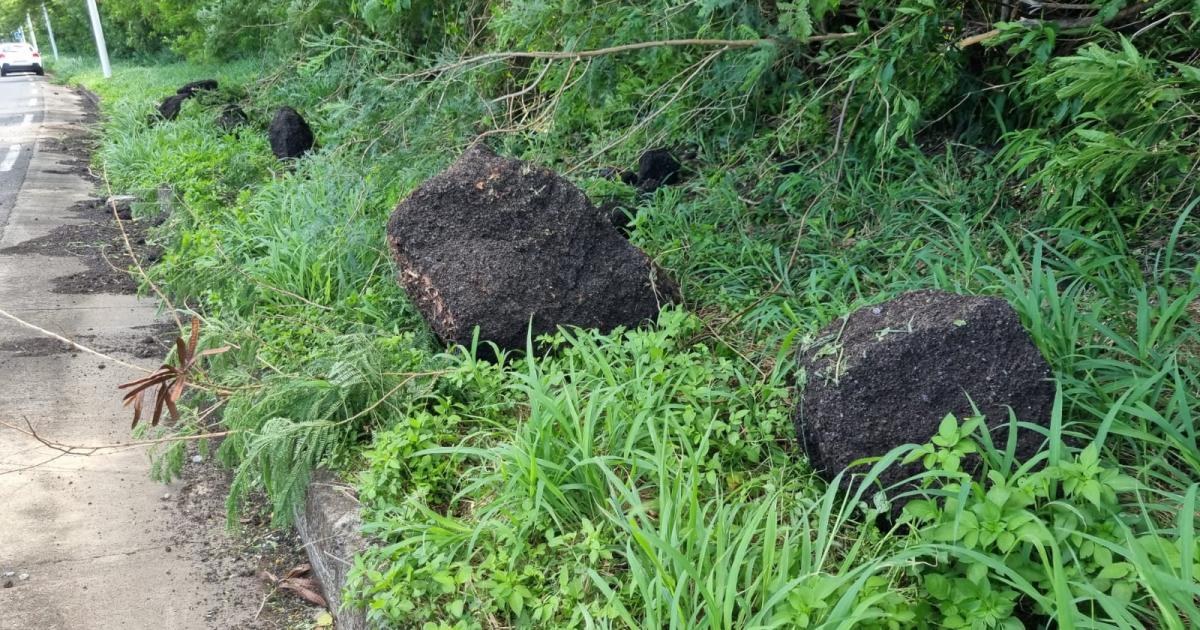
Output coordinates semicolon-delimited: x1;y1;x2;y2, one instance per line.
400;35;860;80
0;417;235;456
958;1;1160;48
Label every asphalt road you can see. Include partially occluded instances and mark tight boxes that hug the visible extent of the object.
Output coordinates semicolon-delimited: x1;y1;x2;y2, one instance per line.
0;73;41;233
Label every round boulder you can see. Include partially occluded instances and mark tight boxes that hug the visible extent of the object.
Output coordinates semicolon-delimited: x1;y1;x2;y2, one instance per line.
796;289;1054;487
386;144;678;355
268;107;315;160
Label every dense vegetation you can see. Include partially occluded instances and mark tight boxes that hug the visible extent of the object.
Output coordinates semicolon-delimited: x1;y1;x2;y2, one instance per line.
38;1;1200;627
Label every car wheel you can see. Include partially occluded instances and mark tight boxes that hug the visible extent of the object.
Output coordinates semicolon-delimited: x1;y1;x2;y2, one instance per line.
35;68;44;76
1;70;7;77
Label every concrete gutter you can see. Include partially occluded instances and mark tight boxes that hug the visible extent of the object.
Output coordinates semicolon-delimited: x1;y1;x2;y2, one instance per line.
294;472;368;630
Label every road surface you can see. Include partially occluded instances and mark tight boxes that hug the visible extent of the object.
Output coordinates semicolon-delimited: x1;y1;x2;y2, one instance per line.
0;74;263;629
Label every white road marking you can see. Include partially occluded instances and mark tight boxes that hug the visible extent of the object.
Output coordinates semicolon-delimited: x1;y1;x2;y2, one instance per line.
0;144;21;172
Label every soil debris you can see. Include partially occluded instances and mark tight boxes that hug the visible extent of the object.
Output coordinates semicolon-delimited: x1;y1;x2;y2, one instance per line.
268;107;315;160
796;289;1055;490
387;143;678;356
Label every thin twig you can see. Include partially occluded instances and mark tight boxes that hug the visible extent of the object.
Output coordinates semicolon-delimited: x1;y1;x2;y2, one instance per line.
491;60;555;103
399;34;866;80
99;169;185;331
1;417;235;455
338;370;451;425
957;1;1160;48
0;306;152;373
567;46;726;174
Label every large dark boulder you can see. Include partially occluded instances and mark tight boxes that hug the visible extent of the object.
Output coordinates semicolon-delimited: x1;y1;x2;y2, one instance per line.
177;79;218;96
386;144;678;354
157;93;189;121
268;107;315;160
796;290;1054;488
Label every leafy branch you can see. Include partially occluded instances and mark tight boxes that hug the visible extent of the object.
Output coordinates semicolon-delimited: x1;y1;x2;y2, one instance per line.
118;318;230;427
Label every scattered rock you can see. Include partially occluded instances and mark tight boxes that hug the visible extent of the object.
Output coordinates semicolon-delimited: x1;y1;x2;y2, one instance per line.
796;289;1055;489
177;79;219;96
17;573;28;581
192;455;204;464
635;148;681;193
161;493;172;501
2;571;14;578
3;581;11;589
386;144;678;355
217;104;249;131
157;93;189;121
268;107;315;160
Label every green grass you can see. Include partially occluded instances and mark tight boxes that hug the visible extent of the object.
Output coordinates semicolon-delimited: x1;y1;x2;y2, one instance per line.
51;12;1200;626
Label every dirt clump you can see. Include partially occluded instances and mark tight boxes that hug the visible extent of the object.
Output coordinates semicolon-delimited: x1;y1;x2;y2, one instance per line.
387;143;678;355
268;107;315;160
0;197;161;295
217;104;249;131
635;148;681;192
157;93;190;121
796;289;1055;489
177;79;218;96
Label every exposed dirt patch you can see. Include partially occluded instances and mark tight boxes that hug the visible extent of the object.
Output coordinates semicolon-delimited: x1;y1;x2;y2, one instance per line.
0;336;75;357
0;198;162;295
75;321;179;360
172;445;322;629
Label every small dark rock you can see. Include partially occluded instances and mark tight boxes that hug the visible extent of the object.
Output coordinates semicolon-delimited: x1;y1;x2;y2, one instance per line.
3;580;11;589
176;79;218;96
619;170;639;186
796;289;1055;490
386;144;678;356
217;104;248;131
636;149;680;193
268;107;315;160
157;94;189;121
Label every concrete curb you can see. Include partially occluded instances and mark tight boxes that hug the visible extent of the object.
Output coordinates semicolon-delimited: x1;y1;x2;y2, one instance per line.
293;473;369;630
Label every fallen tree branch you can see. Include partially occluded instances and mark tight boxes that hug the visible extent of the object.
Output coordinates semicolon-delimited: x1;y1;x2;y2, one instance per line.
401;34;859;80
0;416;235;456
957;1;1159;48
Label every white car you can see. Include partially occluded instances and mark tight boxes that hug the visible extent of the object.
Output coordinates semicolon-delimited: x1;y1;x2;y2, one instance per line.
0;43;44;77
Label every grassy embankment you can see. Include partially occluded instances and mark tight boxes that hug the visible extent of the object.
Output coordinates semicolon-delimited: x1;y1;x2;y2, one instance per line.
51;37;1199;629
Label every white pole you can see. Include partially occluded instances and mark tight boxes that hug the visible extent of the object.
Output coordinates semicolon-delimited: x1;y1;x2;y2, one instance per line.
25;13;38;52
85;0;111;78
41;4;59;61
